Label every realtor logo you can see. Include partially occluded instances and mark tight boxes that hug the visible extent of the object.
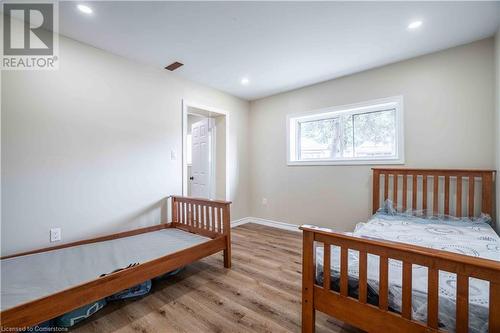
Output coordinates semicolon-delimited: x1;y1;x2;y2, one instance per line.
2;1;59;70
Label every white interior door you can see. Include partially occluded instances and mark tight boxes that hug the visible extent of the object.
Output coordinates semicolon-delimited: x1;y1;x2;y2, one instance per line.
191;118;210;198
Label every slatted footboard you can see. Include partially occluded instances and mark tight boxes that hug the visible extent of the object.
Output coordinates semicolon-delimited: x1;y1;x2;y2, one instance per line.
170;195;232;268
300;225;500;333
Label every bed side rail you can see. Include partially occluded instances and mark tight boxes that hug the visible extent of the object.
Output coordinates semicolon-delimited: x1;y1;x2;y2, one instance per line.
300;224;500;333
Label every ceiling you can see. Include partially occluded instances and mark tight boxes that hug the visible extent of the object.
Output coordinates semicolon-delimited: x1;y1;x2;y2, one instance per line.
59;2;500;101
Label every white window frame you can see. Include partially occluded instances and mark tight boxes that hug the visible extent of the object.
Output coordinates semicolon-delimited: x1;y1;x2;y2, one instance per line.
286;96;405;166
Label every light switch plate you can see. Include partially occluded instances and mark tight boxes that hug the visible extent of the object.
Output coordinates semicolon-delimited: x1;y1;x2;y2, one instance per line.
50;228;61;242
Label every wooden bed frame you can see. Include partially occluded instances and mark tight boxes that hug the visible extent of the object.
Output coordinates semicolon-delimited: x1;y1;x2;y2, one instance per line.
0;196;231;329
301;168;499;333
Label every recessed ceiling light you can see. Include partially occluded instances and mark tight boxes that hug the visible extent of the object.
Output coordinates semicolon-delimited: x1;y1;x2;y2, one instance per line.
408;20;423;30
77;4;93;15
241;77;250;85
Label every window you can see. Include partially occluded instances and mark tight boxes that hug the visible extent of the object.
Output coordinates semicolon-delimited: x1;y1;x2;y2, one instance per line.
287;96;404;165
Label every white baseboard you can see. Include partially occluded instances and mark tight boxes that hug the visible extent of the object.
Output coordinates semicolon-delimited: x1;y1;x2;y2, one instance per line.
231;217;301;232
230;217;252;228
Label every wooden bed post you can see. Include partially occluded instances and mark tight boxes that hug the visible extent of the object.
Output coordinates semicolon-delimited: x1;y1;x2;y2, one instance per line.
223;203;231;268
171;196;178;224
481;171;493;218
302;230;315;333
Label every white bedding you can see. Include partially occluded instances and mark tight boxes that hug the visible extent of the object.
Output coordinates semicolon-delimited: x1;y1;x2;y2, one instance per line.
316;214;499;333
1;228;210;311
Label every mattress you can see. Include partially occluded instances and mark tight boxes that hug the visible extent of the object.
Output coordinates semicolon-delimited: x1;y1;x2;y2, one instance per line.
1;228;210;311
315;214;500;333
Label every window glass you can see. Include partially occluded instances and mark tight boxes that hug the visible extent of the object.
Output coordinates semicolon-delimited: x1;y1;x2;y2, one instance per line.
287;97;403;165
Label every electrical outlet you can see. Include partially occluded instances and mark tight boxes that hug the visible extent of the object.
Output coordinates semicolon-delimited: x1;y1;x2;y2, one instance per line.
50;228;61;242
262;198;268;205
170;150;177;160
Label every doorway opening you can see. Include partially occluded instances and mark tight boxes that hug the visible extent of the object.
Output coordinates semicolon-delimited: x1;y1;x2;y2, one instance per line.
182;101;228;201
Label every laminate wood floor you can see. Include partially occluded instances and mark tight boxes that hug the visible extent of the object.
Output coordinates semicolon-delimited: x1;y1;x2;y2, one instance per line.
71;223;363;333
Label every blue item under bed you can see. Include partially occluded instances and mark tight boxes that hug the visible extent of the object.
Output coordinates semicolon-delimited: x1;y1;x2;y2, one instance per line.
106;280;152;301
31;267;185;329
55;299;107;328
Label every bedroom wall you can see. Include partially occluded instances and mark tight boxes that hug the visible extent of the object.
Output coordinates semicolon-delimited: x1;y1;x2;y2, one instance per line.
249;38;495;231
1;34;250;255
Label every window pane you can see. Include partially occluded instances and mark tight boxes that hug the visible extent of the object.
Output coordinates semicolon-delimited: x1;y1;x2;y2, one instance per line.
299;118;339;159
353;110;396;158
341;114;354;158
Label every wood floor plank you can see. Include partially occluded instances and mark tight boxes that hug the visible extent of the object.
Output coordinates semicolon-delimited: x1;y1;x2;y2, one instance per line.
70;223;363;333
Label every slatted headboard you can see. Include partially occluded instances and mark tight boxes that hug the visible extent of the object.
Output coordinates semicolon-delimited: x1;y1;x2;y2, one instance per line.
372;168;496;218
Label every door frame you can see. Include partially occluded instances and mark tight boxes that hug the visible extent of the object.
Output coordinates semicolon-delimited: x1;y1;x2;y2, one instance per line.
182;99;230;201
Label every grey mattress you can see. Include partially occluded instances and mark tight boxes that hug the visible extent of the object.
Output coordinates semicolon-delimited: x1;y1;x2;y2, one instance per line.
1;228;210;311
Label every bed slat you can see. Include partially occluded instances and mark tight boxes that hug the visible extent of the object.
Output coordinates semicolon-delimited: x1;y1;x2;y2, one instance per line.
181;202;185;224
393;174;398;207
468;176;475;217
427;267;439;329
457;176;462;217
211;206;216;231
201;205;206;229
195;204;198;227
444;176;450;215
190;203;194;227
422;175;427;212
379;256;389;310
340;247;348;297
402;174;408;211
384;173;389;201
359;251;367;304
433;174;439;215
412;175;417;210
482;172;493;218
218;207;223;233
456;275;469;333
402;262;412;319
323;245;331;290
197;204;202;228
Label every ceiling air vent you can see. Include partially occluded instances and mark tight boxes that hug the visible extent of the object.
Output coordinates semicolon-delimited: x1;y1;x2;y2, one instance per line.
165;62;184;71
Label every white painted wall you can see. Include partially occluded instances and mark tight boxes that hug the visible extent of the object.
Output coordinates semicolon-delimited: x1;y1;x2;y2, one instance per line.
249;38;496;231
1;35;250;256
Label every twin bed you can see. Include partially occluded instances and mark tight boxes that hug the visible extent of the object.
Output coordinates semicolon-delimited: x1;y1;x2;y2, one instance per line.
301;168;499;333
1;196;231;328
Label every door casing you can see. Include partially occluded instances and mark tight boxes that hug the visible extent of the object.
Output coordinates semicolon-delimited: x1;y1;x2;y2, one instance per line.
182;100;230;201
